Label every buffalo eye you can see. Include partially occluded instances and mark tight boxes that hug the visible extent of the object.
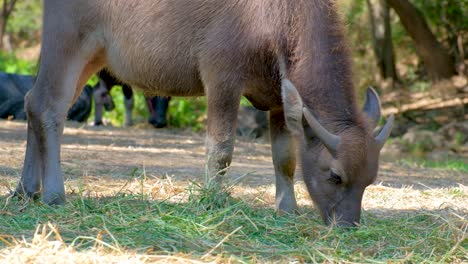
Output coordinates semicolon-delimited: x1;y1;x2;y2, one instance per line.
328;171;342;185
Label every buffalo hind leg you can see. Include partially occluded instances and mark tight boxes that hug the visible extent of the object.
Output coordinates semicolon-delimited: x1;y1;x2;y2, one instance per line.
270;109;298;214
203;77;243;187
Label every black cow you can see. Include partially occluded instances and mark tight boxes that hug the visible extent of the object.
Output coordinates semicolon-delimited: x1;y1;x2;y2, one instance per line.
1;71;170;127
95;70;170;128
0;72;93;122
146;96;170;128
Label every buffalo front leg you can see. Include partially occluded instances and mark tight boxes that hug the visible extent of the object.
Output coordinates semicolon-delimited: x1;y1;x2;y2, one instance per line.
19;83;70;205
270;109;298;214
18;52;103;204
15;121;43;200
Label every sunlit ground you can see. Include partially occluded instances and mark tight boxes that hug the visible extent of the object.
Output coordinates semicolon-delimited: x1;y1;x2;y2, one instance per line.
0;121;466;263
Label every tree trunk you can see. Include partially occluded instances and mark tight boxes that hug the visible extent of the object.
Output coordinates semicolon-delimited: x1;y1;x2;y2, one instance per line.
0;0;17;50
0;18;4;50
0;1;6;50
387;0;456;81
367;0;398;81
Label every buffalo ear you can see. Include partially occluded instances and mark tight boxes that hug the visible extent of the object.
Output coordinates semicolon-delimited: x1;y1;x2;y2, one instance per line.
362;87;381;129
281;79;304;136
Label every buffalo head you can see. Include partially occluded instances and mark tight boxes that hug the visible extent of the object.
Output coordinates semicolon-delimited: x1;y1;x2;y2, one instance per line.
282;80;393;226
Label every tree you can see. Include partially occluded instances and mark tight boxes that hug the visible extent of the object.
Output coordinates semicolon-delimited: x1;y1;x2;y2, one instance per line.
0;0;18;50
366;0;398;82
387;0;456;81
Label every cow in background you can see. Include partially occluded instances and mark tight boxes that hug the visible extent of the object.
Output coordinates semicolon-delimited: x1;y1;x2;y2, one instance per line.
1;71;170;127
94;70;170;128
0;72;94;122
236;106;268;139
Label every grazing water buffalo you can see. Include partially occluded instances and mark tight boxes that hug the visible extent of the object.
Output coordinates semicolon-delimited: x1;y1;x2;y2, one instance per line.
0;72;94;122
16;0;393;226
94;70;170;127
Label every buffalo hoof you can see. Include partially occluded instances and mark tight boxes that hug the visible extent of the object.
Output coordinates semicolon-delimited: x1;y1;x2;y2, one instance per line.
151;122;167;128
12;189;41;201
276;207;300;216
42;192;66;206
148;117;167;128
276;196;299;216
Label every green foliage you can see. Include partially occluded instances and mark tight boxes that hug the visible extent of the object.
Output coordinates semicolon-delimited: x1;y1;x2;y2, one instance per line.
340;0;465;89
412;0;467;61
338;1;379;90
0;52;37;74
103;87;150;126
453;132;464;146
168;98;207;131
167;96;254;132
413;0;467;37
408;80;431;92
341;0;367;24
398;158;468;172
401;141;431;156
6;0;42;47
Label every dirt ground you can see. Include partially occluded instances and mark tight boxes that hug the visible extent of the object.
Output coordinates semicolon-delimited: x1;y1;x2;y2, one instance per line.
0;120;467;213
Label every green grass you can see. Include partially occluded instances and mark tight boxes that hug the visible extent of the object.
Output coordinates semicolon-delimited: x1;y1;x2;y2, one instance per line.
398;158;468;173
0;52;37;74
0;183;466;263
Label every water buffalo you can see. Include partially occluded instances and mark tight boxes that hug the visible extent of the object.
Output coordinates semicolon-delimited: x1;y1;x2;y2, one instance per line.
16;0;393;226
0;72;94;122
94;70;170;127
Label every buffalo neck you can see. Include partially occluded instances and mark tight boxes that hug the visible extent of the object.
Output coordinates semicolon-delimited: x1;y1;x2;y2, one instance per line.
287;1;363;135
